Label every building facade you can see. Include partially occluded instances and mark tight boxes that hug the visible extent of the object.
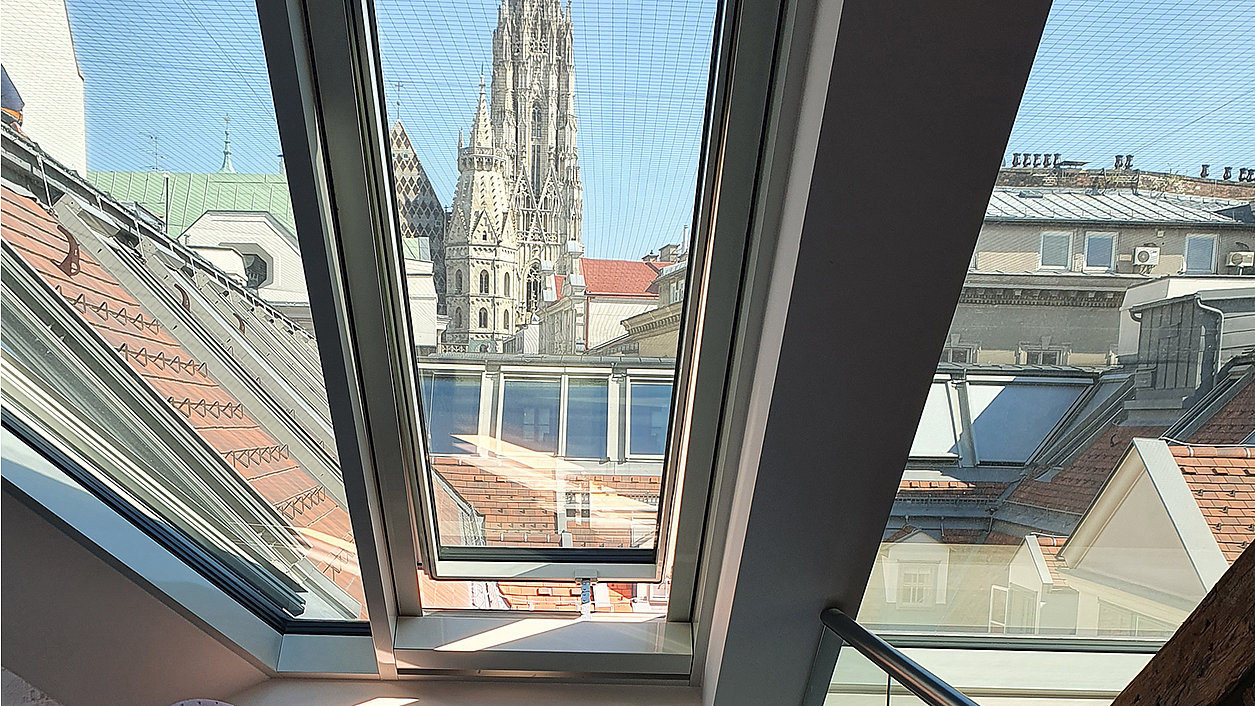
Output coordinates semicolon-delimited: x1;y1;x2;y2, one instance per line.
946;185;1255;367
443;0;583;349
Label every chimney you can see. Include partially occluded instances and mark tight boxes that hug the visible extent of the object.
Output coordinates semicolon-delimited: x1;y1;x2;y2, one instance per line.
1224;166;1233;180
1012;153;1021;167
1125;154;1134;169
1114;155;1124;169
1032;153;1041;168
1053;153;1062;167
1201;164;1210;179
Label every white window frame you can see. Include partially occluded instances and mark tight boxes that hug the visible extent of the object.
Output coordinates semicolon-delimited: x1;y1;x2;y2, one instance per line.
1083;231;1117;272
1038;230;1071;270
1184;233;1218;274
245;0;795;680
897;563;937;608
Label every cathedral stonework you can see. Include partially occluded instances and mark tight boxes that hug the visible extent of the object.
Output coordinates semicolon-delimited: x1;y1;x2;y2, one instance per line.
444;0;582;350
390;120;448;312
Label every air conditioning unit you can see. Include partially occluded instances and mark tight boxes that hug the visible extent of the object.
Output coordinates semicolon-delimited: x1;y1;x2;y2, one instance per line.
1228;251;1255;267
1133;246;1160;266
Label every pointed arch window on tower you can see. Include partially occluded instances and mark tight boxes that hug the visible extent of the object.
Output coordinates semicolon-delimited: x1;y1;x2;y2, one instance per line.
503;272;512;297
504;309;511;330
453;308;462;329
532;102;544;141
478;307;489;329
479;270;490;294
454;270;463;293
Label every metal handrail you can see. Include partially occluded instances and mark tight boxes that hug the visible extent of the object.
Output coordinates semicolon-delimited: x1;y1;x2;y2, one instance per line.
821;608;978;706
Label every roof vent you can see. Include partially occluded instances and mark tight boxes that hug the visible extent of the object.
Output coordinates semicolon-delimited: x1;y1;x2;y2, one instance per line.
1018;190;1044;198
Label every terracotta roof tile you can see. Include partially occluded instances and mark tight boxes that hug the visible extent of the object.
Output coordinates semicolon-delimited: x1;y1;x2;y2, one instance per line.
579;258;659;298
1168;445;1255;562
3;187;365;611
897;480;1008;499
1189;381;1255;445
1008;424;1165;514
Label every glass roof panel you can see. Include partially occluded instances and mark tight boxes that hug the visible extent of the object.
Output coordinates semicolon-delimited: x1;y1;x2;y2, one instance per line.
374;0;718;610
856;0;1255;684
2;0;366;622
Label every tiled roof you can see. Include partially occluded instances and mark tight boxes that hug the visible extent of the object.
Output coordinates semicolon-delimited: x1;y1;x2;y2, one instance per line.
89;170;296;238
1169;445;1255;562
1189;382;1255;445
431;456;660;548
897;480;1008;499
496;582;636;612
2;186;364;611
579;258;660;298
1007;424;1165;514
985;188;1241;225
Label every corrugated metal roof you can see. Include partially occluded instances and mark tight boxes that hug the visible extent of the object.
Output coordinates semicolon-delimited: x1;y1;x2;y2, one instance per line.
88;170;295;238
985;187;1242;225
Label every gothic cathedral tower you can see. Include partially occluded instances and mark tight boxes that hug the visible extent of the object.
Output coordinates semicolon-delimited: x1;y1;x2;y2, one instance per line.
444;0;582;350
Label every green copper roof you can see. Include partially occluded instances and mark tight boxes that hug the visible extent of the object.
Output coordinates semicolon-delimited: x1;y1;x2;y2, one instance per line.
87;171;295;238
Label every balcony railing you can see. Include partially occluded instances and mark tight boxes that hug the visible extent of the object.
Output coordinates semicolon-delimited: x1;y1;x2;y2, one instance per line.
811;608;978;706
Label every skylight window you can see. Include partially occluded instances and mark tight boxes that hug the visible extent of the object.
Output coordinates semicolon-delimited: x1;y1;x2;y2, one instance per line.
1;0;366;623
852;0;1255;677
363;0;718;591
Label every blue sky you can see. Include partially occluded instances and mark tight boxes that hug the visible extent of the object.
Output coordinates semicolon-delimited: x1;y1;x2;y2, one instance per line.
65;0;1253;260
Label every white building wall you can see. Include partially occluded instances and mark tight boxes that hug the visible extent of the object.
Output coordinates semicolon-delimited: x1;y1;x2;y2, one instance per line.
0;0;88;174
1073;471;1206;603
588;299;655;349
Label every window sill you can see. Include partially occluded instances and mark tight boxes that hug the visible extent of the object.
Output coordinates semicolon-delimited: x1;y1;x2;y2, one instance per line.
393;613;692;676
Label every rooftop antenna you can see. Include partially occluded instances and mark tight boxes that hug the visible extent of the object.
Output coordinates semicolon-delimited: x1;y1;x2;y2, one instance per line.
391;80;404;121
218;115;236;174
144;133;165;171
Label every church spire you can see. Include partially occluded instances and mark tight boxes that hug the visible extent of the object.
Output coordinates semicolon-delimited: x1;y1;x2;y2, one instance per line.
469;73;492;148
218;115;236;173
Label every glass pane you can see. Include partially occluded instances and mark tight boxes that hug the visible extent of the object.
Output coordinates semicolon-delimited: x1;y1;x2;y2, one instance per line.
1186;236;1216;273
861;0;1255;682
376;0;717;607
1;0;365;621
567;378;609;459
419;373;482;454
1040;232;1069;268
630;381;673;457
501;378;561;452
1085;235;1113;269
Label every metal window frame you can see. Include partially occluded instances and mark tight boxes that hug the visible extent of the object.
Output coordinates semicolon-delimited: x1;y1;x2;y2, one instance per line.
255;0;787;678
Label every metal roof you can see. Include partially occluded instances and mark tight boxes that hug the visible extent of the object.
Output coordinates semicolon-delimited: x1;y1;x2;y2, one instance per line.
88;170;296;238
985;187;1244;225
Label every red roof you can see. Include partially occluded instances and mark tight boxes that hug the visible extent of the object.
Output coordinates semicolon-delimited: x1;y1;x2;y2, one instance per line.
897;479;1008;499
1169;445;1255;562
579;258;659;298
1189;382;1255;445
2;187;365;610
1008;424;1165;514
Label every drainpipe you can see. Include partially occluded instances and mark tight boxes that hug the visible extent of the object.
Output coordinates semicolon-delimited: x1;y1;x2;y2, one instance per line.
1196;295;1225;391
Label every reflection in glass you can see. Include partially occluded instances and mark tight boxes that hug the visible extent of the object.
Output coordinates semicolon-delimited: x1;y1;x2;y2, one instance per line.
630;382;672;456
566;378;609;459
